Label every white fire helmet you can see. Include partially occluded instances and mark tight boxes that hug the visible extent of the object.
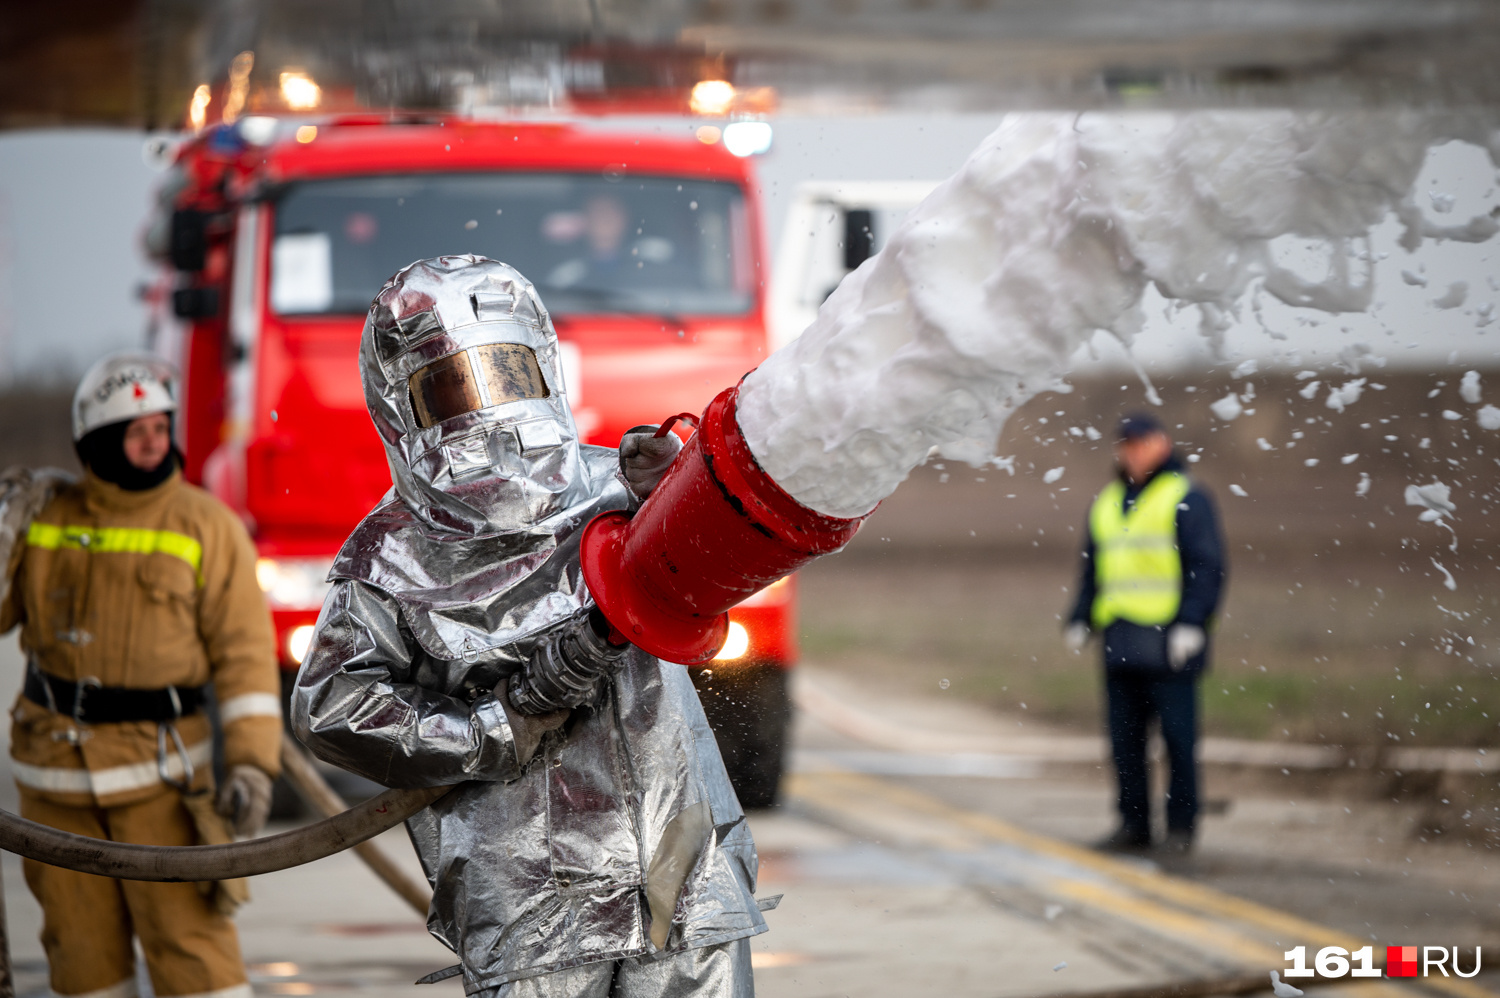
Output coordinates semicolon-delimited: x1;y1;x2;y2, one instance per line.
71;353;179;442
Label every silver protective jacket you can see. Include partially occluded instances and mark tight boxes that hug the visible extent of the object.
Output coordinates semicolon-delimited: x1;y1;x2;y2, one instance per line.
291;257;765;992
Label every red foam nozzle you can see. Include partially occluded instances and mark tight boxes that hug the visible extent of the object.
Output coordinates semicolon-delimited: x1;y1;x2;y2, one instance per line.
580;385;868;664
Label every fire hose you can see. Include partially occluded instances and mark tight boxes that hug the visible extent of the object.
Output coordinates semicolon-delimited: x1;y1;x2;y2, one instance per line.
277;731;436;914
0;772;450;884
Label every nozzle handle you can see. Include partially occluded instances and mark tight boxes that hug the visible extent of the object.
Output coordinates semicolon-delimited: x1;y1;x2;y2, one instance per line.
654;413;699;439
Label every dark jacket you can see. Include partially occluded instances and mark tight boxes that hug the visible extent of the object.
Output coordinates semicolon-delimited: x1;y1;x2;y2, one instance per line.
1068;456;1225;675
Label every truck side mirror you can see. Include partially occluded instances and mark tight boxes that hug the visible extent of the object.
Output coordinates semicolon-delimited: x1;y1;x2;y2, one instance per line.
169;209;208;272
843;209;875;271
172;286;221;319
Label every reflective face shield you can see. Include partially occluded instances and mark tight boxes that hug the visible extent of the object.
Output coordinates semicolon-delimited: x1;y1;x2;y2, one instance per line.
408;344;550;429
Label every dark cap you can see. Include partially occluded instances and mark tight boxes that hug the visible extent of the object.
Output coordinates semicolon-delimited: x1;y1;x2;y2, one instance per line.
1117;413;1164;441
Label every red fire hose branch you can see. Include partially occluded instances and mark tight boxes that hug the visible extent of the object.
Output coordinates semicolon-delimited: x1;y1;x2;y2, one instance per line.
582;385;869;665
0;784;451;882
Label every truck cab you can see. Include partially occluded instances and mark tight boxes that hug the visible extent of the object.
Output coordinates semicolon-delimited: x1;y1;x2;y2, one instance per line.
150;115;795;805
769;179;938;352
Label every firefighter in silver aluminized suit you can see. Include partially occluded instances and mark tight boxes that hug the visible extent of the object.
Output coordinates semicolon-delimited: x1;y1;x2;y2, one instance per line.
291;256;765;996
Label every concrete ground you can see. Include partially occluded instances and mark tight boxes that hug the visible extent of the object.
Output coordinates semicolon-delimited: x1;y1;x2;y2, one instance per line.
793;667;1500;955
0;635;1495;997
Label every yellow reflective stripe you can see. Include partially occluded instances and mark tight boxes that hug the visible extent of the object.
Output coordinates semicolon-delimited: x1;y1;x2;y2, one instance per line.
23;522;62;548
26;522;203;583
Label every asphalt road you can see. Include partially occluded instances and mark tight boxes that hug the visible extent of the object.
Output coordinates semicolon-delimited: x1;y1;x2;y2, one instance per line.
770;670;1499;998
0;638;1495;997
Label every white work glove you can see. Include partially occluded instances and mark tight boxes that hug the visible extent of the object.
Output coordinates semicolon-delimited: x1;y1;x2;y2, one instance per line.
619;425;683;499
216;765;273;839
1167;624;1206;671
1064;622;1091;654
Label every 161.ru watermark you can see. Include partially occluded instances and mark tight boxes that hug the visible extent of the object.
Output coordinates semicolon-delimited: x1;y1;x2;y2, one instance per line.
1283;946;1482;979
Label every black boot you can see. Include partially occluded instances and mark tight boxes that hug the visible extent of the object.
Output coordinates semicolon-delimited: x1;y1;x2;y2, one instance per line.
1159;827;1195;855
1093;824;1152;852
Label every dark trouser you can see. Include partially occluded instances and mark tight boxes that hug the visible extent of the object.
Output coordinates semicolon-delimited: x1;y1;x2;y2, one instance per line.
1105;671;1199;836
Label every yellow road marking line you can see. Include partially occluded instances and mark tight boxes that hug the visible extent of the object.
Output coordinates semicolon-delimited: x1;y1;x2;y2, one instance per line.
1045;876;1291;965
784;772;989;853
1047;880;1392;998
786;770;1481;998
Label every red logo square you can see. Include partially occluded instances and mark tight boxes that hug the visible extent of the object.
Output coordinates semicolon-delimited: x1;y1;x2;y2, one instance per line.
1387;946;1420;977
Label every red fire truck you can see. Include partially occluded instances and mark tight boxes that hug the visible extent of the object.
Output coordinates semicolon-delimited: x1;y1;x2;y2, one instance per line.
148;114;794;805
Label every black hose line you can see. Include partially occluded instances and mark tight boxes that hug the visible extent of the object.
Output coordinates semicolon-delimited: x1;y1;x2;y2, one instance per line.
0;784;453;882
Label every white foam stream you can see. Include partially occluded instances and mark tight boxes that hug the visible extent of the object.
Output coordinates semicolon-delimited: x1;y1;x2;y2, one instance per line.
738;111;1500;519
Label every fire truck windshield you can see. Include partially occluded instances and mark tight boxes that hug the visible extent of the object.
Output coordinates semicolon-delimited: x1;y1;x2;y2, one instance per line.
270;173;754;317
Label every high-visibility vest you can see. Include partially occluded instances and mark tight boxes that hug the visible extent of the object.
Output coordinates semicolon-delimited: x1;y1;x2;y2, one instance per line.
1089;471;1192;630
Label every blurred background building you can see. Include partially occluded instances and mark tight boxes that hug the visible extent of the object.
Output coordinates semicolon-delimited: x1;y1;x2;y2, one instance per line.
4;0;1500;382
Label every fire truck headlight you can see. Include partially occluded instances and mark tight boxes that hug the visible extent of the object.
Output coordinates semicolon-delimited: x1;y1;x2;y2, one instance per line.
714;622;750;661
287;625;316;665
723;122;773;158
238;116;279;146
256;557;335;610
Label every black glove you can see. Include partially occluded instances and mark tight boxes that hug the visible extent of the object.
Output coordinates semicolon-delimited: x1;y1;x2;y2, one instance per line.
507;608;628;715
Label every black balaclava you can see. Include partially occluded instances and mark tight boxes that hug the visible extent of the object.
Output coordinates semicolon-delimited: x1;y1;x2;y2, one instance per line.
75;415;179;492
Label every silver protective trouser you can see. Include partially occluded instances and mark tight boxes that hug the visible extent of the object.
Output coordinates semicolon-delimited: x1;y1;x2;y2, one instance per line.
476;939;753;998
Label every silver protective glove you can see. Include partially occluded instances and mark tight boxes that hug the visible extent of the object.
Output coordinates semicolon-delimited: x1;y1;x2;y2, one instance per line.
507;608;629;715
1167;624;1206;671
1064;622;1091;654
619;425;683;500
499;687;570;768
216;764;273;839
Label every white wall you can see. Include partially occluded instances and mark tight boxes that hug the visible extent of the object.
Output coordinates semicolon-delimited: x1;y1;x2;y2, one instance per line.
0;130;160;384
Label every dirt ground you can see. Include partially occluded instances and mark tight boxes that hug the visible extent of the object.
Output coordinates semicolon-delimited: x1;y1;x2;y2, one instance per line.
0;389;81;475
798;367;1500;751
799;554;1500;750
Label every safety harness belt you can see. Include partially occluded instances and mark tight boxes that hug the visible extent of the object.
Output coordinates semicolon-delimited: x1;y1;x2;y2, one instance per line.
25;665;206;724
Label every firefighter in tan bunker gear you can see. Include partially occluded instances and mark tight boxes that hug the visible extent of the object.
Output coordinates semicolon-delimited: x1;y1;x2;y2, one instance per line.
1;354;282;998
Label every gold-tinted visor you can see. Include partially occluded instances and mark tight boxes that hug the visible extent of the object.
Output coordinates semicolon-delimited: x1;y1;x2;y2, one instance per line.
408;344;549;429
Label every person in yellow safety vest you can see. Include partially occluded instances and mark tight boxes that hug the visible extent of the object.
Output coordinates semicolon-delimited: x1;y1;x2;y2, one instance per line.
1064;414;1224;856
1;353;282;998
